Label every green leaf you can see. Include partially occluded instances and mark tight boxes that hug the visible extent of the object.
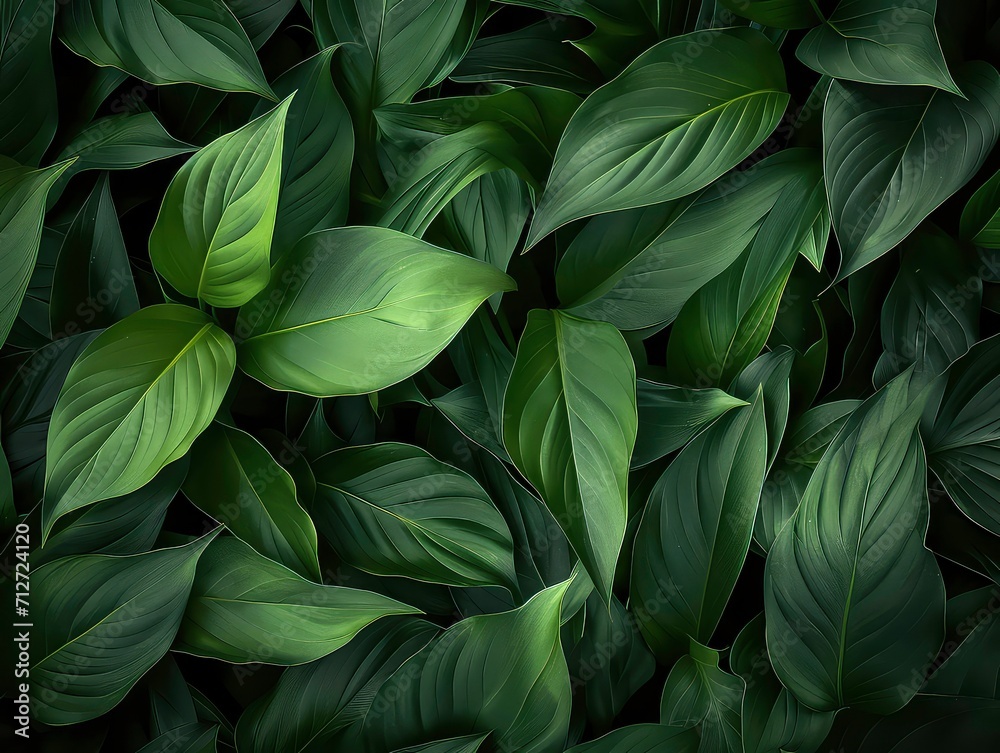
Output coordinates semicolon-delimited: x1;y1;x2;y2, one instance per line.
57;0;274;98
824;696;1000;751
176;536;420;664
825;63;1000;281
503;310;637;603
961;165;1000;248
571;592;656;731
0;0;58;164
31;531;217;725
555;149;815;331
875;226;980;386
54;112;195;199
136;723;218;753
393;734;491;753
764;371;946;713
235;226;514;397
729;347;795;471
36;459;187;565
632;381;747;469
378;122;531;238
525;27;789;247
631;395;767;660
924;334;1000;536
183;422;321;580
43;305;236;539
797;0;960;94
147;655;198;735
719;0;822;29
450;21;604;94
310;442;518;590
49;175;140;335
363;579;573;753
731;614;836;753
225;0;295;49
150;97;292;307
2;331;100;502
0;158;75;347
564;725;700;753
234;618;438;752
923;586;1000;699
253;47;354;255
659;641;744;753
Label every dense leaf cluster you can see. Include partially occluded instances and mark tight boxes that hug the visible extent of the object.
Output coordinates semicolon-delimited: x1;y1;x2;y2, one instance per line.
3;0;1000;751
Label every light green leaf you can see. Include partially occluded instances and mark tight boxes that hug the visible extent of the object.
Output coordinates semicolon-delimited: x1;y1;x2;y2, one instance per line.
659;641;744;753
0;158;75;347
797;0;960;93
176;536;420;664
236;226;514;397
0;0;58;164
364;579;573;753
765;371;945;713
825;63;1000;281
632;381;747;469
31;531;217;725
502;310;637;603
150;97;292;307
43;305;236;539
525;27;789;248
50;175;140;335
253;47;354;255
58;0;274;98
183;422;321;580
632;396;767;660
234;618;438;752
310;442;518;590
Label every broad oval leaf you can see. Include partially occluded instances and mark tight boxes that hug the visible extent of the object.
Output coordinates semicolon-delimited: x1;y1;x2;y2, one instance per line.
525;27;789;247
183;422;321;580
235;226;515;397
175;536;420;664
797;0;960;94
31;531;217;725
764;371;946;713
43;305;236;539
363;579;573;753
0;0;58;165
58;0;274;98
0;158;74;347
502;310;637;603
235;617;438;753
311;442;517;590
150;97;292;307
632;395;767;661
825;63;1000;280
